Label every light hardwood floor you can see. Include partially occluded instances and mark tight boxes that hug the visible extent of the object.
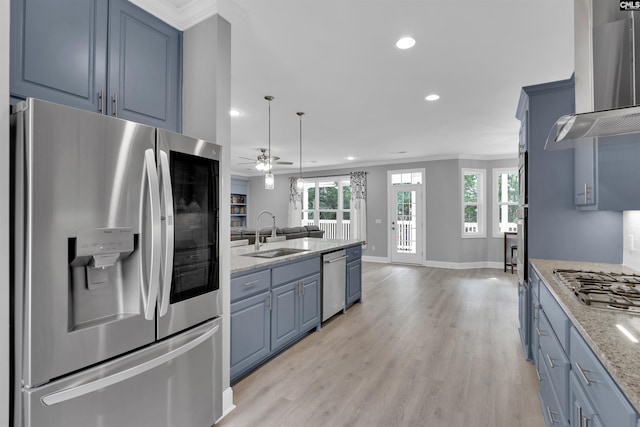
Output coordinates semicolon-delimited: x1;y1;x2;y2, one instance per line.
217;263;544;427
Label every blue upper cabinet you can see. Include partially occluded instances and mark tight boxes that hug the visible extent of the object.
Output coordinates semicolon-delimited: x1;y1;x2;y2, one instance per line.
10;0;182;132
10;0;108;113
108;0;182;131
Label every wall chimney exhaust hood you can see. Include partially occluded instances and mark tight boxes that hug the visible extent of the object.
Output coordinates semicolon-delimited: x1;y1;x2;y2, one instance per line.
546;1;640;149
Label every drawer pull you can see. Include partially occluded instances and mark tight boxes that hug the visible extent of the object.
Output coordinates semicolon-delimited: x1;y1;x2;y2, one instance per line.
575;362;593;386
243;280;259;287
546;353;556;369
546;406;559;424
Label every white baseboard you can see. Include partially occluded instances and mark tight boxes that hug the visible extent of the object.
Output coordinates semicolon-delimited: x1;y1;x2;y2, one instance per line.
217;387;235;423
362;255;389;263
424;260;504;270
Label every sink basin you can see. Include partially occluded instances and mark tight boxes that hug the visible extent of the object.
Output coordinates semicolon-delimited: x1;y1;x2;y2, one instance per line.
241;248;308;259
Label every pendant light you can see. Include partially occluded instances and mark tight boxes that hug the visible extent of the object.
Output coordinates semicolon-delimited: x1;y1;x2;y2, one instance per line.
296;112;305;191
264;95;275;190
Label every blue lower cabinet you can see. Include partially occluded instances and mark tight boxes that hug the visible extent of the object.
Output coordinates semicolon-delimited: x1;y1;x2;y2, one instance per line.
230;291;270;380
230;256;322;383
539;349;569;427
570;327;638;427
271;281;300;352
570;372;604;427
346;260;362;307
300;274;321;331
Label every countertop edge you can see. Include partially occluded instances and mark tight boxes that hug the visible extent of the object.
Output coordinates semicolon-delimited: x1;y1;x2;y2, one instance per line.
530;258;640;414
230;238;364;275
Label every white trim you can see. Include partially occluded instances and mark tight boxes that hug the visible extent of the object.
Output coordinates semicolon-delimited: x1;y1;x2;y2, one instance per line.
424;260;504;270
492;167;518;238
387;169;426;265
233;154;518;177
461;168;486;238
362;255;390;263
128;0;247;30
217;387;236;423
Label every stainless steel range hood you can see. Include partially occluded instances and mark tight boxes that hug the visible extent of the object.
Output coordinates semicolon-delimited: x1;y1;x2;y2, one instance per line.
546;0;640;148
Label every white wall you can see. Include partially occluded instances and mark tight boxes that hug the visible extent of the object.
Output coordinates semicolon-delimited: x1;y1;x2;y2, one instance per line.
623;211;640;271
245;156;518;267
182;15;234;417
1;0;10;423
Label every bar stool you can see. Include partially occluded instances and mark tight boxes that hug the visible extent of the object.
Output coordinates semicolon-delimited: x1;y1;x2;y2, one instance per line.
510;244;517;274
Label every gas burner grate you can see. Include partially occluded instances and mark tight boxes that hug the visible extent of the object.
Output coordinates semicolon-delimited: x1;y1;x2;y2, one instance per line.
553;269;640;313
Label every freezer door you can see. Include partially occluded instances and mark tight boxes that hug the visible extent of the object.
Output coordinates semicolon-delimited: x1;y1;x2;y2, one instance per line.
21;318;222;427
13;99;158;387
156;129;221;339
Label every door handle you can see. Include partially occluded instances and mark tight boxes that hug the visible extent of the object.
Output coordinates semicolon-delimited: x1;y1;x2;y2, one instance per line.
158;150;174;317
41;323;219;406
98;89;104;114
112;93;118;117
140;149;161;320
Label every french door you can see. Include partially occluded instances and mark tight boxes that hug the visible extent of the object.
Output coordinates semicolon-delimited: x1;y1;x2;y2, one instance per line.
388;170;424;264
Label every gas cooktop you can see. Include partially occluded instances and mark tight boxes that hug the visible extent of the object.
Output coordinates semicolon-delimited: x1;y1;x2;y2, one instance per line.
553;269;640;313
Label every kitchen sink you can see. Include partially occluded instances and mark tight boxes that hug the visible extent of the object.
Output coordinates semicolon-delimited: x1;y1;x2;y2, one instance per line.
241;248;309;259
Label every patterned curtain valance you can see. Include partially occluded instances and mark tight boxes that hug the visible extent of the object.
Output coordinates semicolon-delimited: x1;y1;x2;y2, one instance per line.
289;177;302;204
350;171;366;201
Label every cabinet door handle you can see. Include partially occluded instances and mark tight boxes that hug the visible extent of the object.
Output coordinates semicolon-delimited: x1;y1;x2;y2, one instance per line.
535;367;542;382
577;406;583;427
546;353;556;368
112;93;118;117
546;406;559;424
575;362;593;386
267;292;272;311
98;89;104;114
536;327;545;337
243;280;258;287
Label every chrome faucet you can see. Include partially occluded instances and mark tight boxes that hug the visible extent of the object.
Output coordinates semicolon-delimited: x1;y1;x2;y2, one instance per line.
255;210;277;250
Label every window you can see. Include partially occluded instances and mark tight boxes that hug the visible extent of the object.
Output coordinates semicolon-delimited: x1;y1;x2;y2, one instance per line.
493;168;519;236
302;176;351;239
462;168;485;238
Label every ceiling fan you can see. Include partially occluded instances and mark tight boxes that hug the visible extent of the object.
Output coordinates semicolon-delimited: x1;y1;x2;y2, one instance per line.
239;148;293;171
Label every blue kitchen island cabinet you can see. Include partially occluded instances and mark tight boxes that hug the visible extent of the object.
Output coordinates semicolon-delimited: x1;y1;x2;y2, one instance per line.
271;257;321;353
346;244;362;308
230;256;321;382
10;0;182;132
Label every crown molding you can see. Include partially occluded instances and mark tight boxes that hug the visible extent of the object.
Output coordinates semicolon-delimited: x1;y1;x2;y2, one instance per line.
128;0;246;30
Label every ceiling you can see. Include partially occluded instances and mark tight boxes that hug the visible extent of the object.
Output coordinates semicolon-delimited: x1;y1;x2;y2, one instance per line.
137;0;575;177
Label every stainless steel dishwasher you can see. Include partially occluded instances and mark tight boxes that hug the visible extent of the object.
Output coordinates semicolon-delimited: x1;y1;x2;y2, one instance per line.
322;249;347;322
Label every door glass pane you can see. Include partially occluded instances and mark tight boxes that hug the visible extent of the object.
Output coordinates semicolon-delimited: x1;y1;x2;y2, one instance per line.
395;191;417;254
171;152;219;303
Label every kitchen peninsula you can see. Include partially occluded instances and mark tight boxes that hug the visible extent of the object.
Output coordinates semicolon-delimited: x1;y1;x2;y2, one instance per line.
230;238;364;382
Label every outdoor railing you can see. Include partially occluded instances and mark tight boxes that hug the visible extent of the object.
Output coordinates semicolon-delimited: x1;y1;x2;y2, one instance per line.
302;219;350;239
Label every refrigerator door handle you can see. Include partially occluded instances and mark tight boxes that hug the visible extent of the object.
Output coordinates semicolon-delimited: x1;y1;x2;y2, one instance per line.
158;150;174;317
41;323;220;406
140;149;161;320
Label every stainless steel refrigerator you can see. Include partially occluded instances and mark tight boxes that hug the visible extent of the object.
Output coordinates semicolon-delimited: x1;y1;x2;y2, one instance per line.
11;98;222;427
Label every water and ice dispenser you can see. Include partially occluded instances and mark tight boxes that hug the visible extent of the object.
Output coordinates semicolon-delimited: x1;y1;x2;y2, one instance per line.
68;228;137;331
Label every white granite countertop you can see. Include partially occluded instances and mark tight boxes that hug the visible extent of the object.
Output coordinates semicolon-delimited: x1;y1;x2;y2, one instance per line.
231;238;364;275
530;258;640;413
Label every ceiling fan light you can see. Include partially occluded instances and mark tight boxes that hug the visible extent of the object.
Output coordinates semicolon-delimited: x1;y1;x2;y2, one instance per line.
265;172;275;190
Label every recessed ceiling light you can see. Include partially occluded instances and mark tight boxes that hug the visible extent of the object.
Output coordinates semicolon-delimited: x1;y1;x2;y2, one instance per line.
346;156;355;161
229;109;241;117
396;37;415;50
425;94;440;101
